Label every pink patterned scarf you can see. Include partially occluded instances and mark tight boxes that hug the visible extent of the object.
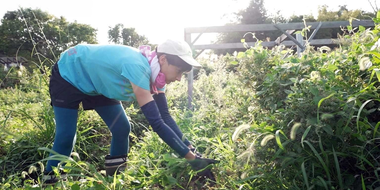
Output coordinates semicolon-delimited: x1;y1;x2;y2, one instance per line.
139;45;166;94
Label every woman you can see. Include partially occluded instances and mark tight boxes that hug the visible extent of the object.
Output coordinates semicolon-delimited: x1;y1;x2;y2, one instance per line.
43;39;217;184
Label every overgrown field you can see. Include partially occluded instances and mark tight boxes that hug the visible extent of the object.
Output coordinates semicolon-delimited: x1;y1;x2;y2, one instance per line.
1;21;380;189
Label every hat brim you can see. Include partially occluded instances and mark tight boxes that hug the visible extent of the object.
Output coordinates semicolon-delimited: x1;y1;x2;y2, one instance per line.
178;55;202;68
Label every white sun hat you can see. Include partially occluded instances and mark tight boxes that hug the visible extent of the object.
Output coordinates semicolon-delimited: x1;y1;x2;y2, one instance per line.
157;39;201;68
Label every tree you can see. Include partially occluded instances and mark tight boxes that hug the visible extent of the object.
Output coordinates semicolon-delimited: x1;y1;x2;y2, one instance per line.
216;0;270;54
108;24;149;48
108;23;123;44
317;5;374;21
288;14;316;23
315;5;374;39
0;8;97;65
269;11;288;24
238;0;267;25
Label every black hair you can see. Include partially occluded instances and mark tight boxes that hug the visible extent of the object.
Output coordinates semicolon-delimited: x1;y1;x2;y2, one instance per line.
156;52;192;72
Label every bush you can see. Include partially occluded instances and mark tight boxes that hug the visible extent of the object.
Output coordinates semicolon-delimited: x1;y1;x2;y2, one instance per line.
229;24;380;189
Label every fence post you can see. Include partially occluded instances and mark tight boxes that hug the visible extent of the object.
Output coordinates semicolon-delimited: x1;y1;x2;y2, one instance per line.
185;33;193;110
296;33;304;57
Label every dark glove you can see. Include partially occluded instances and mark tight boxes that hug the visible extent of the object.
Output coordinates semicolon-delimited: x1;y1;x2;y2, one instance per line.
188;156;219;171
188;156;219;185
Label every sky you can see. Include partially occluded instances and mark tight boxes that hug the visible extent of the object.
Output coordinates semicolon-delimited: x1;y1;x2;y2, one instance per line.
0;0;377;45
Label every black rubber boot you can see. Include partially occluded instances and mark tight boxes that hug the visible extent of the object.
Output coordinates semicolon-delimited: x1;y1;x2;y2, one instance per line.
105;155;127;176
42;170;67;185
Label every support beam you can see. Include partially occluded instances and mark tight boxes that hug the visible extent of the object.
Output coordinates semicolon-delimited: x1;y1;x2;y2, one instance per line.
275;30;295;44
274;24;305;51
184;20;374;34
308;22;322;41
191;33;203;46
184;33;193;109
194;49;206;59
191;39;338;49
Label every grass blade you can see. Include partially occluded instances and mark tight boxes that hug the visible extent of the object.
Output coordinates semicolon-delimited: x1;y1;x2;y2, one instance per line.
316;176;328;190
333;147;343;189
301;126;312;148
301;125;311;148
318;135;328;169
352;153;375;168
317;93;335;125
293;178;302;190
301;162;310;189
304;141;331;182
275;130;286;150
356;99;374;133
361;174;366;190
374;122;380;138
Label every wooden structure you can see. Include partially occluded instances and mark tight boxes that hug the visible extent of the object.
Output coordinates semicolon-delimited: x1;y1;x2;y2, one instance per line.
184;20;375;108
0;57;28;66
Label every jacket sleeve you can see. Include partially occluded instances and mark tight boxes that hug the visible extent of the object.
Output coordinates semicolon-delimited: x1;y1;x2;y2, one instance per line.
153;93;191;146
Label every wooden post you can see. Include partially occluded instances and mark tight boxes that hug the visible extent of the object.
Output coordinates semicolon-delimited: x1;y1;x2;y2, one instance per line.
296;33;304;57
184;33;193;109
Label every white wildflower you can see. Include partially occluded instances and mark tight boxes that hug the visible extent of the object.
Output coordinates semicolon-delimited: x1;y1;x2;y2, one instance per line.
310;71;321;80
248;106;256;112
9;62;18;67
319;46;331;53
371;38;380;50
359;57;372;71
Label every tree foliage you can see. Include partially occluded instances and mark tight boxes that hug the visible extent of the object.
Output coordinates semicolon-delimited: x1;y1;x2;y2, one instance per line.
216;0;271;54
0;8;97;65
318;5;374;21
238;0;267;25
311;5;375;39
108;24;149;48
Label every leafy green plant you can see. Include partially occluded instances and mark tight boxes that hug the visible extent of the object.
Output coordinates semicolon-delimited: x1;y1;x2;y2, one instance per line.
229;19;380;189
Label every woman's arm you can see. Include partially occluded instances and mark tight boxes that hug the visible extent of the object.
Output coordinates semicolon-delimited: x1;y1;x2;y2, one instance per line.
131;82;195;160
153;92;193;148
